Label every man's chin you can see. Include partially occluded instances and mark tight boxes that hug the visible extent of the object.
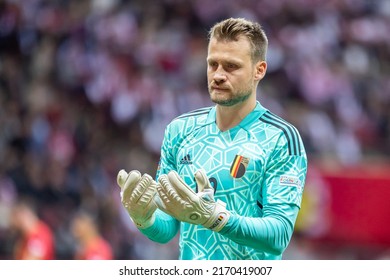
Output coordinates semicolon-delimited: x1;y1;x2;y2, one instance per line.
211;94;251;107
210;91;231;105
213;99;236;107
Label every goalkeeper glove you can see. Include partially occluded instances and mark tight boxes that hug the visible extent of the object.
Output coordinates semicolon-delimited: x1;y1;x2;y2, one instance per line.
117;169;157;229
156;169;230;232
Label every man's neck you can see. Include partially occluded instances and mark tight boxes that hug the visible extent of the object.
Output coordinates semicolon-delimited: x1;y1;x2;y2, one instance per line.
215;98;256;131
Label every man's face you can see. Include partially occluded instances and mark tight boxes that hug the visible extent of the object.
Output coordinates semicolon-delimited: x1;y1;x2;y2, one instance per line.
207;36;259;107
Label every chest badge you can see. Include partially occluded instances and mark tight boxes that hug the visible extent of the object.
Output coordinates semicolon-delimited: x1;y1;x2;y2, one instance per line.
230;155;250;178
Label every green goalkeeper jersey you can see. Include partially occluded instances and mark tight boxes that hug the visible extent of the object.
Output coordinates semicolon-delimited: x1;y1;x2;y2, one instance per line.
140;101;307;260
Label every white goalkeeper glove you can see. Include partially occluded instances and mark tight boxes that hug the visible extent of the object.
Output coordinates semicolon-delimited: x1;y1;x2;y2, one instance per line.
156;169;230;232
117;169;157;229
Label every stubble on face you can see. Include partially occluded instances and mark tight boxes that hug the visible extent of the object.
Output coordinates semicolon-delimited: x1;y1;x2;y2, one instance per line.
207;37;255;107
209;87;252;106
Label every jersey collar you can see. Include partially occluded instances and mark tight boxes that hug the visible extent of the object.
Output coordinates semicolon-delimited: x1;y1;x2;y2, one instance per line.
206;101;268;129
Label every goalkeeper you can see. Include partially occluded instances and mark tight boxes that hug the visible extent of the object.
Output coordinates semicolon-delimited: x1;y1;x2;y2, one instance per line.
117;17;308;260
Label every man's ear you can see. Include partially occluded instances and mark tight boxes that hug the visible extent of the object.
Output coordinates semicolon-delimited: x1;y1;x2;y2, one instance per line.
254;60;267;81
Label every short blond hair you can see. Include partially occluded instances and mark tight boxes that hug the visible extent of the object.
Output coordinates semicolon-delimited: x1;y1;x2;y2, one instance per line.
208;17;268;62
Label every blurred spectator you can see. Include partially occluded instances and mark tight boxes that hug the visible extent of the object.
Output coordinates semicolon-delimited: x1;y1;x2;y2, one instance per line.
10;197;55;260
70;209;113;260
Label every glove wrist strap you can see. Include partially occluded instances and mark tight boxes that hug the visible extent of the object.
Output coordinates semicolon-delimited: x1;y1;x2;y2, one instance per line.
132;214;156;229
204;201;230;232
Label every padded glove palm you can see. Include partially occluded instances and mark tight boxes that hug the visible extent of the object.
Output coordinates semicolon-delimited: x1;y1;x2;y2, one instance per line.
117;170;157;229
157;169;230;232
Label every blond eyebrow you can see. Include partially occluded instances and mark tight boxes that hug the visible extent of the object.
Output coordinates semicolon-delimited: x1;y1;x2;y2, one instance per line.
206;56;243;66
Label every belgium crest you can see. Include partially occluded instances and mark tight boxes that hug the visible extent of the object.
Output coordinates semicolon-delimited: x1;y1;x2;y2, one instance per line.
230;155;250;178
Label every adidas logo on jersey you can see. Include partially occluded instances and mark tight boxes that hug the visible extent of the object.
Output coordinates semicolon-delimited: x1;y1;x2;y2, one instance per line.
180;154;192;164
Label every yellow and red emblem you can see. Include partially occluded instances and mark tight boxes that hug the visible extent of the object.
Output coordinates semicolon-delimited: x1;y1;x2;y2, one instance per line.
230;155;250;178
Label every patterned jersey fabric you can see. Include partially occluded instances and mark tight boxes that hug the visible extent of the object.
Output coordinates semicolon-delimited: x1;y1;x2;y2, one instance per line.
147;101;307;259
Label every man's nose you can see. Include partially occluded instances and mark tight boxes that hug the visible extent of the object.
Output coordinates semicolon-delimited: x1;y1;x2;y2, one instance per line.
213;69;227;84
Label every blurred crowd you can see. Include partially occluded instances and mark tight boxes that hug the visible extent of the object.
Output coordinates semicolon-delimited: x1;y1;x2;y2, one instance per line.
0;0;389;259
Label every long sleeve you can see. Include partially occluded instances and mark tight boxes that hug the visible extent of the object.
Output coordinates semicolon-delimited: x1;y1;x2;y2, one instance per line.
220;142;307;257
139;209;180;244
219;202;299;256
